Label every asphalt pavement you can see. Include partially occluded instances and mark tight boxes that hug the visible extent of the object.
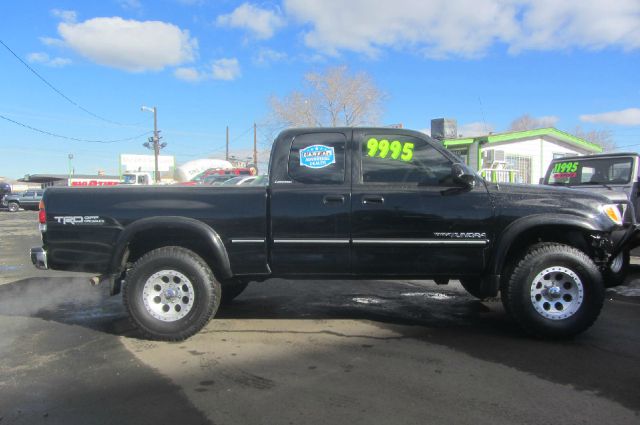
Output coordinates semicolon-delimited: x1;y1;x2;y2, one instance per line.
1;210;639;425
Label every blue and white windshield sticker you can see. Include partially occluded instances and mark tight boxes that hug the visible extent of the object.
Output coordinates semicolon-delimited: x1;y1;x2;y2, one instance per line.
299;145;336;169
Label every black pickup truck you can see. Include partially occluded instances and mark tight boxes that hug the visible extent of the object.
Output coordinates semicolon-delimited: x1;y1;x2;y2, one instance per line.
543;152;640;285
31;128;633;340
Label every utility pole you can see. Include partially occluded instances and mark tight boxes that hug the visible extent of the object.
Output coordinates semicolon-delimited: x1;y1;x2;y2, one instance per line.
253;122;257;168
153;107;159;183
226;126;229;161
141;105;160;183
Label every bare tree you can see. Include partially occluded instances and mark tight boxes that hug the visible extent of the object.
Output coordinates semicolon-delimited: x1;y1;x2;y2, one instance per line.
269;66;384;128
270;91;322;127
509;114;558;131
574;126;616;152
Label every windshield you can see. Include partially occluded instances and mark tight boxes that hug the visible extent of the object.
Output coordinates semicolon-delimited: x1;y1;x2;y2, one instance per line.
545;157;634;186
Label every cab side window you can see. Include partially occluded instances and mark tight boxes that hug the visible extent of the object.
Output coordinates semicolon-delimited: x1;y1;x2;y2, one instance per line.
361;134;453;185
288;132;346;184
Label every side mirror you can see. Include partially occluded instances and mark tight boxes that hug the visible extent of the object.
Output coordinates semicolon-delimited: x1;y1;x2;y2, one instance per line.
452;163;476;188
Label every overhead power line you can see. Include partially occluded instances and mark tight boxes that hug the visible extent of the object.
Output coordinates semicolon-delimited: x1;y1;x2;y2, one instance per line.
0;39;137;127
0;113;151;143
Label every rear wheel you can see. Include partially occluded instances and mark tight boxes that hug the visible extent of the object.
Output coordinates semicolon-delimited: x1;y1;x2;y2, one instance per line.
7;202;19;212
123;246;221;341
503;243;604;339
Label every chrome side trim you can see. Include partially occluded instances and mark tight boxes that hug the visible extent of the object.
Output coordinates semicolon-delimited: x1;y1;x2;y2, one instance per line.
352;239;489;246
274;239;350;244
268;238;488;245
231;239;265;243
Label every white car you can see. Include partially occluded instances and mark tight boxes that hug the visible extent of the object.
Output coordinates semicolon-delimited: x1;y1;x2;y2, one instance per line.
221;176;257;186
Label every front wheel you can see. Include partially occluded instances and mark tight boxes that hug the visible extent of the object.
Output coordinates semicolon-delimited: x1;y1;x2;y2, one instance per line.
503;243;604;339
123;246;221;341
7;202;19;212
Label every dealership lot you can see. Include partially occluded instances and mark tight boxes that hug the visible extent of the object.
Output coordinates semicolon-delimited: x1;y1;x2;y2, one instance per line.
1;210;639;424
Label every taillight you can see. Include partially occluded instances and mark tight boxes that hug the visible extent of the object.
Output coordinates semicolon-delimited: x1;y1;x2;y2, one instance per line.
38;200;46;224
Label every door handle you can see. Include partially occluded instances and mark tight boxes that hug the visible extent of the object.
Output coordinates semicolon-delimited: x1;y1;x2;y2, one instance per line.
362;195;384;205
323;195;345;204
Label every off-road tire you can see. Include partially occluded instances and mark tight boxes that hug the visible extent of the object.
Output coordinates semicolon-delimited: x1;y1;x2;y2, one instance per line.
7;202;19;212
221;281;249;305
123;246;221;341
503;242;604;339
603;250;629;288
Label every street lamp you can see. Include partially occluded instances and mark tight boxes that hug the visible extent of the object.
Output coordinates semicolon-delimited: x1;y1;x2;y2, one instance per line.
141;105;160;183
68;154;74;179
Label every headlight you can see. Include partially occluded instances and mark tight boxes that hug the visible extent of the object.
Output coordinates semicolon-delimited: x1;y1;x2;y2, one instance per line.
601;204;623;226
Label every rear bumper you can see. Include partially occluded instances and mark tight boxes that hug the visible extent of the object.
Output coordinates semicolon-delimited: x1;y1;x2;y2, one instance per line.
30;247;48;270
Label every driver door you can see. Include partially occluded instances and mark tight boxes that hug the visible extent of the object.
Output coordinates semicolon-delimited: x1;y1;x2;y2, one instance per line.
350;129;494;277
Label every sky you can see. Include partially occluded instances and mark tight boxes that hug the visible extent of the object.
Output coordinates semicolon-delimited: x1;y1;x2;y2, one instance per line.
1;0;639;179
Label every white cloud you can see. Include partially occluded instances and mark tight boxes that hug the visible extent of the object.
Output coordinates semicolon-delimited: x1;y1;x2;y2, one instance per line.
40;37;65;47
174;67;204;82
580;108;640;126
284;0;519;58
458;122;494;137
48;57;72;67
56;17;198;72
217;3;284;39
283;0;640;58
254;48;288;65
51;9;77;23
118;0;142;10
511;0;640;52
27;52;71;67
27;52;49;63
211;58;241;80
174;59;242;82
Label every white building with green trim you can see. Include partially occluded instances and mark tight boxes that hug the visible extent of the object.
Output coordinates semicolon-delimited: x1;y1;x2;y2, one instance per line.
441;127;602;184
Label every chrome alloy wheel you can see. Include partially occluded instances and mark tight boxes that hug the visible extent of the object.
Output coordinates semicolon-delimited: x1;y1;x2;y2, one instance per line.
610;252;624;274
530;266;584;320
142;270;195;322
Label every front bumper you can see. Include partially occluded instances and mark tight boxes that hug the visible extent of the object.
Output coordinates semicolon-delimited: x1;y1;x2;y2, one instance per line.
30;247;48;270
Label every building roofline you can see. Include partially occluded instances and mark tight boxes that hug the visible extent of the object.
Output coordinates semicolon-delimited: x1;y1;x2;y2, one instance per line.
549;152;637;161
443;127;602;153
19;174;120;183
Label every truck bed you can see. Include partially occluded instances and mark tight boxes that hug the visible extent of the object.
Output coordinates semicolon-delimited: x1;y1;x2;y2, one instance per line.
42;185;269;275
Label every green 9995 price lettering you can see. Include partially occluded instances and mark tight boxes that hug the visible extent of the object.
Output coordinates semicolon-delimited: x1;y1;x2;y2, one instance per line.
367;138;414;162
